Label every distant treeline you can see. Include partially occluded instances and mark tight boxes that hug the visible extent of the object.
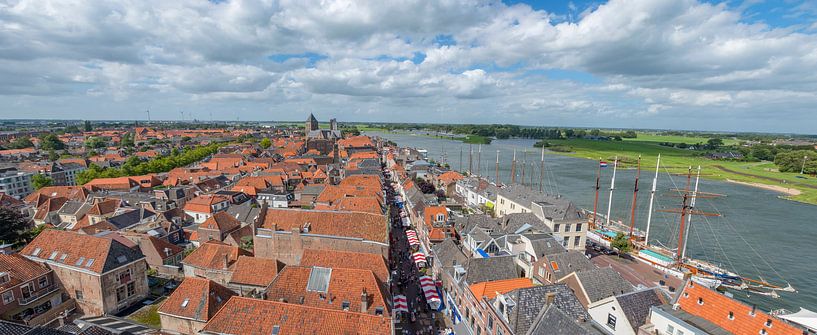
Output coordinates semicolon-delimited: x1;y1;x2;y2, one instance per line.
379;123;637;140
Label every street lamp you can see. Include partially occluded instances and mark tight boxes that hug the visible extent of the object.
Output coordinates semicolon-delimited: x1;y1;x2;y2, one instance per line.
802;156;809;174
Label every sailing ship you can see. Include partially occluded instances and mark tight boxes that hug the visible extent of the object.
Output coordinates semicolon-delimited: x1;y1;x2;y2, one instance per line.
586;155;795;298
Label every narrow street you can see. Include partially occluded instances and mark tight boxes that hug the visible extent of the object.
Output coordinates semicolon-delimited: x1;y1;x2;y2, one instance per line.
385;170;438;335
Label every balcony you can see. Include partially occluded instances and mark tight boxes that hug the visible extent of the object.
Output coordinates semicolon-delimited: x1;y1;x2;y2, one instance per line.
24;298;76;327
18;285;59;306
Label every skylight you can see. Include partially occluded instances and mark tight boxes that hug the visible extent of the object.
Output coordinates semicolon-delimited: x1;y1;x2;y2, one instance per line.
86;258;95;267
181;298;189;308
306;267;332;293
32;248;41;256
48;251;58;260
75;257;85;267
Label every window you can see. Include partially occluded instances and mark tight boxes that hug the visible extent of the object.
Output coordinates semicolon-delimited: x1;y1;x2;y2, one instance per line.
574;236;581;247
2;291;13;305
375;307;384;316
48;251;58;260
342;301;350;311
563;224;570;232
118;269;132;284
697;297;704;305
677;331;684;335
59;253;68;263
554;224;560;232
75;257;85;267
606;314;617;330
0;273;8;285
75;290;84;300
563;236;569;247
31;248;41;256
538;267;545;278
575;223;582;232
38;276;48;288
117;286;127;302
765;319;772;327
728;311;734;320
759;330;767;335
666;324;674;334
127;282;135;297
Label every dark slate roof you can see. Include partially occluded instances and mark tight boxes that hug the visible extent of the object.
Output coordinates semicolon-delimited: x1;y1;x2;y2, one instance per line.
575;267;634;303
455;214;500;235
526;304;603;335
226;203;261;225
0;320;33;335
101;238;146;274
106;208;156;230
499;213;551;235
529;235;566;257
57;200;86;215
498;184;581;221
503;284;590;335
616;288;666;330
463;255;518;284
432;238;468;268
546;251;595;277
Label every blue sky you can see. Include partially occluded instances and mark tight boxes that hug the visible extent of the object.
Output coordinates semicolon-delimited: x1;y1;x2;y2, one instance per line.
1;0;816;133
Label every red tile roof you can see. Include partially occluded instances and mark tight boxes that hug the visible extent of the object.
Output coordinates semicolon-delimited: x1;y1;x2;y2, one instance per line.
677;281;804;335
228;256;283;287
470;278;535;300
21;229;142;274
184;195;229;214
158;277;235;322
261;209;388;243
424;206;447;224
0;254;50;292
299;249;389;287
182;241;250;270
24;186;88;204
200;212;241;235
201;297;391;335
266;266;387;315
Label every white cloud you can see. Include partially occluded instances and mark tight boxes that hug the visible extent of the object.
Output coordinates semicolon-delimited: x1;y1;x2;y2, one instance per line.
0;0;816;132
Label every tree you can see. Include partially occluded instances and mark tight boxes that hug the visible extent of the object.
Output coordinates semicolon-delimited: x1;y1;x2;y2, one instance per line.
706;138;723;149
0;207;31;246
259;138;271;149
774;150;816;174
120;133;134;148
31;174;53;190
39;134;65;151
8;137;34;149
84;120;92;132
64;125;81;133
47;150;59;161
85;137;107;149
611;232;632;256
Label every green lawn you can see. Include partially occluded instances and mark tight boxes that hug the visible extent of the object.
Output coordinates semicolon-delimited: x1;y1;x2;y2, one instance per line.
543;138;817;205
128;301;163;328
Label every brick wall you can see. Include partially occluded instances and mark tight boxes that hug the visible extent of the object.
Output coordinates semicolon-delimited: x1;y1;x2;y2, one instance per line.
160;314;206;334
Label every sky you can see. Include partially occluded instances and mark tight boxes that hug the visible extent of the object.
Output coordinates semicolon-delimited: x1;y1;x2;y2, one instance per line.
1;0;817;133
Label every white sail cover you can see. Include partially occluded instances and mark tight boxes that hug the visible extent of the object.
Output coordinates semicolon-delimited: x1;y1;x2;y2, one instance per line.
778;308;817;331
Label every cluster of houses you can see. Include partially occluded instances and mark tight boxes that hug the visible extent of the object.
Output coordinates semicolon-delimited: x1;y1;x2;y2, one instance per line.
385;145;813;335
0;115;812;335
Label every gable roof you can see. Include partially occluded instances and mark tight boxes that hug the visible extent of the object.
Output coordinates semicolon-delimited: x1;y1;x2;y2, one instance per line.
261;208;387;243
228;256;282;287
298;249;389;287
265;266;387;315
544;251;595;277
527;304;601;335
502;284;590;335
470;278;535;300
182;241;250;270
184;194;229;213
200;212;241;234
158;277;236;322
0;254;51;292
615;288;667;330
462;255;519;284
201;297;391;335
21;229;144;274
572;267;634;303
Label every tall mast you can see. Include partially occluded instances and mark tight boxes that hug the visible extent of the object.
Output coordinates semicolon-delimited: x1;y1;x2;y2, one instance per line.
681;166;702;260
468;144;473;175
675;167;693;263
495;150;500;186
459;147;463;172
644;154;660;246
510;149;517;184
539;146;545;193
530;161;534;188
476;145;481;177
521;150;527;186
592;158;601;229
605;157;618;226
628;156;642;239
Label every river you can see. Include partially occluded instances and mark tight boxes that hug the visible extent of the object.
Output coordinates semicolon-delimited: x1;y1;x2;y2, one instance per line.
368;131;817;312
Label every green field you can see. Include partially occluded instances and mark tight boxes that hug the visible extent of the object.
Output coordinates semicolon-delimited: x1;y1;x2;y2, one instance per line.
623;133;740;146
542;138;817;205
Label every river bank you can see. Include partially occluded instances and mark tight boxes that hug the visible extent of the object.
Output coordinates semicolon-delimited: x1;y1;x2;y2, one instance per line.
725;179;802;196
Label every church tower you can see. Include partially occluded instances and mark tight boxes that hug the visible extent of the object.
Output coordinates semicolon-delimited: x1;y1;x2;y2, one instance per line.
306;113;319;132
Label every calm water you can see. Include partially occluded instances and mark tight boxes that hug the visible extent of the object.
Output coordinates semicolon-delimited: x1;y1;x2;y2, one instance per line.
370;131;817;312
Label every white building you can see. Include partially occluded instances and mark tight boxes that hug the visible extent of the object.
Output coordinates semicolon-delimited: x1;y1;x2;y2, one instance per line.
0;168;33;199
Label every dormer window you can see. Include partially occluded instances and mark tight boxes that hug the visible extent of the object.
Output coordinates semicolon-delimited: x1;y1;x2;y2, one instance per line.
0;273;9;285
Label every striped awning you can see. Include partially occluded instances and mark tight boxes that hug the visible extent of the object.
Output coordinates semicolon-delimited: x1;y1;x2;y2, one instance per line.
406;230;420;246
412;252;427;266
419;276;440;303
393;294;409;313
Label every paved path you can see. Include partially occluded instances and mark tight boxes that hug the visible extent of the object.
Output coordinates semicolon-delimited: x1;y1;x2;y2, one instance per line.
591;253;682;291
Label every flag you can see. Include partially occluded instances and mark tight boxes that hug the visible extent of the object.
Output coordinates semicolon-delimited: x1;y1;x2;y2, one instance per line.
600;161;608;168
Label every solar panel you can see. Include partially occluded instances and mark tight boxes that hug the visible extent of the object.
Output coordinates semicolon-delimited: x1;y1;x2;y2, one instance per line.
306;267;332;293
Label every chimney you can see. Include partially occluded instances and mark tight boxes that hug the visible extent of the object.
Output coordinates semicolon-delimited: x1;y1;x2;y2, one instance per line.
222;253;229;270
360;288;368;313
545;292;556;306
